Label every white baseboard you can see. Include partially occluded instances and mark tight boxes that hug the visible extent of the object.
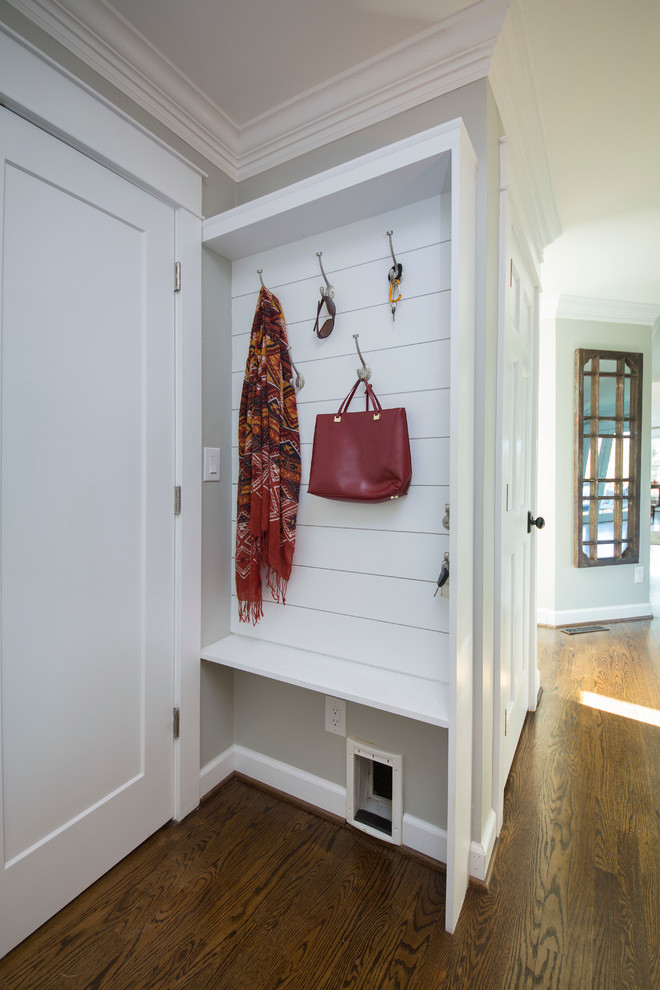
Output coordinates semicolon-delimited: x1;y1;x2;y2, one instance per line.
233;745;347;818
536;607;554;626
469;808;497;881
402;813;447;863
199;744;450;865
200;745;235;797
538;602;652;627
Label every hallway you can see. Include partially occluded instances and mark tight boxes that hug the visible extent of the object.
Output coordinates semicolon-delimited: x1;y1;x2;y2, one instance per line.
0;622;658;988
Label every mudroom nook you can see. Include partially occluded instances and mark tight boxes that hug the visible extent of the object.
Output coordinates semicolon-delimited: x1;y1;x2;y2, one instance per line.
200;119;477;931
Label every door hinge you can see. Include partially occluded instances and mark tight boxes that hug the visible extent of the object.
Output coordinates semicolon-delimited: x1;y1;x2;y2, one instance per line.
174;485;182;515
173;707;180;740
510;259;513;287
504;708;508;736
174;261;181;293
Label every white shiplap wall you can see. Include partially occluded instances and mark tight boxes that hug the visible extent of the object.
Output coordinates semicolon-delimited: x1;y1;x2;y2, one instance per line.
230;195;451;683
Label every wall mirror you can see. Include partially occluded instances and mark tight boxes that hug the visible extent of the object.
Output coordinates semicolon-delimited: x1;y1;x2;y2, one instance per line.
575;349;643;567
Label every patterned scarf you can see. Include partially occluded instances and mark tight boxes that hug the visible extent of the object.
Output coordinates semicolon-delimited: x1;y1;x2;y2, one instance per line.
236;287;301;624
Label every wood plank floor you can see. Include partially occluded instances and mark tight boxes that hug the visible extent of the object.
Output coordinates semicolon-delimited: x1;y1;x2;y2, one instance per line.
1;620;658;989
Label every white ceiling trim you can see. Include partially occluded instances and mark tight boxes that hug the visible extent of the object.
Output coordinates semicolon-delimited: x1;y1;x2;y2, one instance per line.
6;0;240;177
7;0;508;181
237;1;508;179
541;295;660;327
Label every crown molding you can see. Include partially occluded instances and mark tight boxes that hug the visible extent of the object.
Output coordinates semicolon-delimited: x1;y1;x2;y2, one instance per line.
488;0;561;263
541;294;660;326
6;0;508;181
237;0;508;179
5;0;240;177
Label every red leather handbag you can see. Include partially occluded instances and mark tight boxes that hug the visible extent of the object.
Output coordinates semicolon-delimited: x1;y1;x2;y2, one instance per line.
308;379;412;502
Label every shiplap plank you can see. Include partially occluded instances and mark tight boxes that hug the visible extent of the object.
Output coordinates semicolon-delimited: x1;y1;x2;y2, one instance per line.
233;388;449;444
229;598;449;682
231;483;449;534
230;194;451;296
231;290;451;374
292;528;446;582
234;388;449;444
230;437;449;488
231;339;450;408
231;563;447;634
231;241;450;335
231;522;446;583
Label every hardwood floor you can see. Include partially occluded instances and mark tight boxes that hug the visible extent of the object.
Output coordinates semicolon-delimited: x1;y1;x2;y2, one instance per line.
1;621;658;989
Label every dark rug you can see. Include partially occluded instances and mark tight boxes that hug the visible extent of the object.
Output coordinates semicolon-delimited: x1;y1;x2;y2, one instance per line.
560;624;610;635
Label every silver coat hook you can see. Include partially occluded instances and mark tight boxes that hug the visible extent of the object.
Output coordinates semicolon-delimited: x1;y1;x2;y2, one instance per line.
353;334;371;381
316;252;335;300
386;230;398;269
257;268;266;289
386;231;403;280
287;346;305;392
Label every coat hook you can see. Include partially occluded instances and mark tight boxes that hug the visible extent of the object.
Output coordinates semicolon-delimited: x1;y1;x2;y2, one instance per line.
386;230;398;269
353;334;371;381
257;268;266;289
287;345;305;392
386;231;403;322
316;252;335;300
386;231;403;281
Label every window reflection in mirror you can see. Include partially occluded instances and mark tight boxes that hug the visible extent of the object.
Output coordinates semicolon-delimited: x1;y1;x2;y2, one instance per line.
574;349;642;567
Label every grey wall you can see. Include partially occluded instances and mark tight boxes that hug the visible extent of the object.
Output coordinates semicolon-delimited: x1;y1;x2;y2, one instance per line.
237;81;488;205
201;248;233;647
200;248;235;766
537;316;653;620
235;674;448;827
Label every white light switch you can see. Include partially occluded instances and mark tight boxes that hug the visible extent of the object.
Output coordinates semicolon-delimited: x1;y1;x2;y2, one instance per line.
203;447;220;482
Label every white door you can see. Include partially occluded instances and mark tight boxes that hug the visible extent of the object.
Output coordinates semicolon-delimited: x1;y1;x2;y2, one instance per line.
0;109;176;957
495;230;540;820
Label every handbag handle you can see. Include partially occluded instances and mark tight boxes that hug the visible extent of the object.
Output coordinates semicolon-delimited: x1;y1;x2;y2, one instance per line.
337;378;383;417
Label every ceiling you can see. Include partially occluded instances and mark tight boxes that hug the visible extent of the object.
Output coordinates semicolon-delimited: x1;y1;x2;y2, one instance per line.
7;0;659;324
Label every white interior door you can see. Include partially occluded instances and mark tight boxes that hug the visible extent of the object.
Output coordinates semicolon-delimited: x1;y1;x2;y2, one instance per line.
495;230;540;821
0;108;176;957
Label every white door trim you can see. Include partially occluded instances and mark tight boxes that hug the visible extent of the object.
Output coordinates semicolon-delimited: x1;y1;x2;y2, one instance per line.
0;26;203;822
493;136;541;831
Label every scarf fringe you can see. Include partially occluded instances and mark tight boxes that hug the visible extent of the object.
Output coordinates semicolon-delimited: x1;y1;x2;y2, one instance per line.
267;569;288;605
238;598;264;626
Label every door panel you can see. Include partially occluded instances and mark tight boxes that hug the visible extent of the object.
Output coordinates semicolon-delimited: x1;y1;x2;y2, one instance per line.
0;109;175;956
498;233;537;789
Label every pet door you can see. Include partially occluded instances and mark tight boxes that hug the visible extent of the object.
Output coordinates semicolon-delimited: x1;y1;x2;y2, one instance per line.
346;739;402;845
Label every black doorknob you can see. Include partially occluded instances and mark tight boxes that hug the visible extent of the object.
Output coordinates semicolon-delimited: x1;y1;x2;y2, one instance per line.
527;511;545;534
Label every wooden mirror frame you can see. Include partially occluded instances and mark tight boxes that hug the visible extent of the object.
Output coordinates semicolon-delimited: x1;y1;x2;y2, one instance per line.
574;349;643;567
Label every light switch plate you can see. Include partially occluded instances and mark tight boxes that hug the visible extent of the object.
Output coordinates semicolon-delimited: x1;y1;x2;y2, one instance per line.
203;447;220;482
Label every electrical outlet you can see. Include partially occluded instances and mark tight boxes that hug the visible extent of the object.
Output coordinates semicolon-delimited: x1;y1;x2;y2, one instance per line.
325;696;346;736
634;565;644;583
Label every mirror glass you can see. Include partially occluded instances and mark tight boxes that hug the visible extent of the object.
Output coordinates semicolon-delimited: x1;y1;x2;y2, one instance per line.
574;350;642;567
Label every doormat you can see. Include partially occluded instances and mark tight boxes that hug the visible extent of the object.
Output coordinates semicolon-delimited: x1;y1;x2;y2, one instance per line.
560;624;610;635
